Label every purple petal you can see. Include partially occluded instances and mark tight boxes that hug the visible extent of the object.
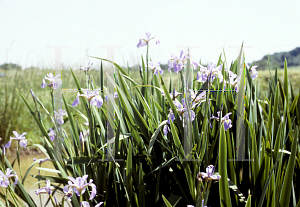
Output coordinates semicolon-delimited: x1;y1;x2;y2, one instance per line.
41;79;47;88
210;175;221;180
206;165;215;176
19;139;27;149
95;202;104;207
90;97;103;108
155;39;160;45
72;97;80;107
81;201;90;207
223;119;232;131
89;183;97;200
163;125;169;136
173;101;182;110
5;141;11;148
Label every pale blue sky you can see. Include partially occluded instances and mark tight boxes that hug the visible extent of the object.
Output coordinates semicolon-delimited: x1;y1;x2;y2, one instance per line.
1;0;300;70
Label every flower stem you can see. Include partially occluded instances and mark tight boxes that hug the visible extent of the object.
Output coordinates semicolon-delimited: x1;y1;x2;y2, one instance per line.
38;163;42;207
80;193;83;203
17;143;23;180
146;44;149;85
49;194;57;207
50;87;54;114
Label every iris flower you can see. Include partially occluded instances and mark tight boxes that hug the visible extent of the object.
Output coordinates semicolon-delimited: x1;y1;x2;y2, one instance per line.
168;50;189;73
41;73;62;89
161;88;182;100
54;109;68;125
5;131;27;149
79;129;89;143
190;89;206;106
246;64;258;80
196;62;223;84
63;175;97;200
187;199;207;207
72;89;103;108
0;168;18;187
147;61;163;75
197;165;221;181
35;180;55;195
210;111;232;131
163;125;170;136
80;62;93;73
137;32;159;48
48;128;56;141
167;99;195;125
33;157;49;164
81;201;103;207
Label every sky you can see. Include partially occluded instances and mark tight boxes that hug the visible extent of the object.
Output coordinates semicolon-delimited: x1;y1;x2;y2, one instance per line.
1;0;300;70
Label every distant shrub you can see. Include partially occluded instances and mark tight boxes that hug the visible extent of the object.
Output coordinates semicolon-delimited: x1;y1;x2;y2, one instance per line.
0;63;22;71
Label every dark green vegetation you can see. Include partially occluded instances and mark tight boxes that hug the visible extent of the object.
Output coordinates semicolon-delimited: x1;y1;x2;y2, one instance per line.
0;50;300;206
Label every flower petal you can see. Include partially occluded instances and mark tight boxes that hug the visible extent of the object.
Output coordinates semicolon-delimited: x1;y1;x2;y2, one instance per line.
89;183;97;200
95;202;104;207
41;79;47;88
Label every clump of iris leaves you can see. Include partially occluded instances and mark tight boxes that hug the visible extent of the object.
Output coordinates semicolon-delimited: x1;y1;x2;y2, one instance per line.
1;37;300;207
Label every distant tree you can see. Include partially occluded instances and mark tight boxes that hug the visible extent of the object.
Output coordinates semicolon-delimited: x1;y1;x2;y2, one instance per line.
0;63;22;70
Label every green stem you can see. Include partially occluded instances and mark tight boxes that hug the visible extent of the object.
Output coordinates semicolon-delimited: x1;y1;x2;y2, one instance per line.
80;193;83;203
51;87;54;114
49;194;57;207
204;180;212;206
146;44;149;85
17;143;23;180
38;163;42;207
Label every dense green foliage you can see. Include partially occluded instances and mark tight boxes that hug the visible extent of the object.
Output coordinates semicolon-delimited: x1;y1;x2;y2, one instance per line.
0;47;300;206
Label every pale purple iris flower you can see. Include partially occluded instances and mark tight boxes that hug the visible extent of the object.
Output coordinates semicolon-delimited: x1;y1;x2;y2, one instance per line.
197;165;221;181
79;129;89;143
168;50;190;73
5;131;27;149
80;62;93;73
227;70;238;84
137;32;159;48
163;125;170;136
64;186;73;201
0;168;18;187
41;73;62;89
48;128;56;141
54;109;68;125
33;157;49;164
81;201;103;207
161;88;182;100
246;64;258;80
72;89;103;108
187;199;207;207
196;62;223;84
191;61;201;70
35;180;54;195
148;61;163;75
167;110;176;124
63;175;97;200
211;111;232;131
167;99;195;124
227;68;247;92
190;89;206;106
